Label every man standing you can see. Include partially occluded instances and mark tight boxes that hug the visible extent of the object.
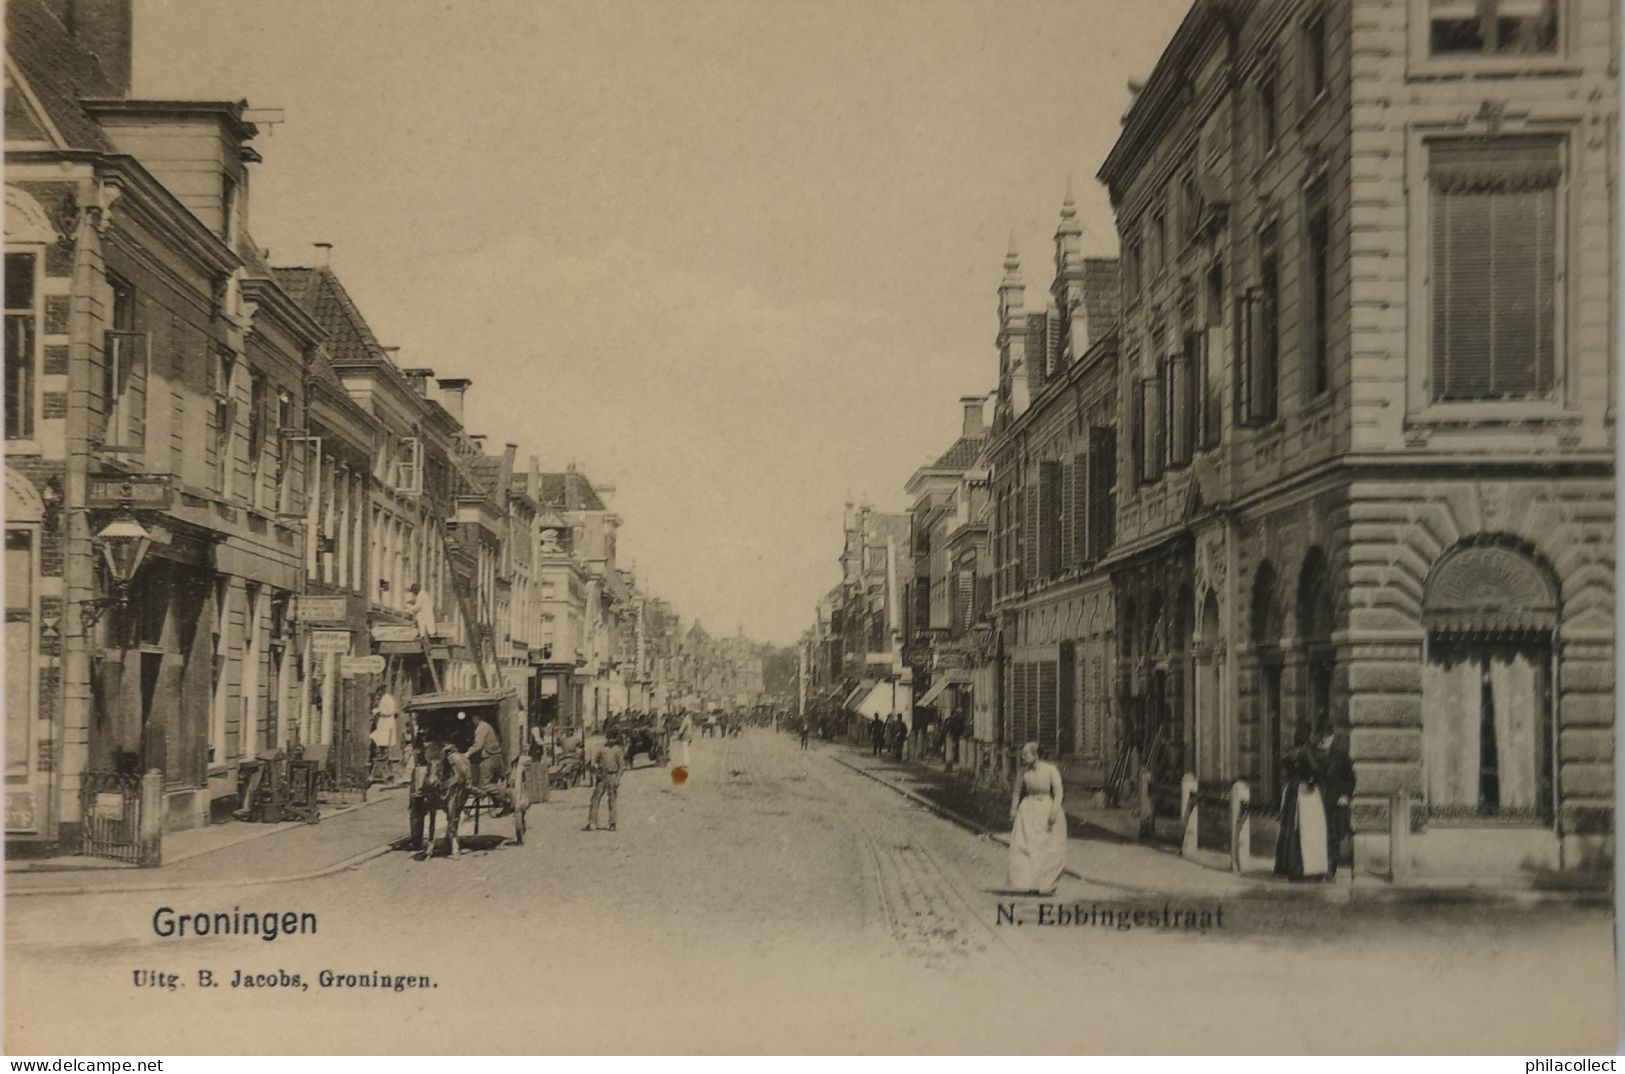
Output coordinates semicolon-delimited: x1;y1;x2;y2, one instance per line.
870;714;885;757
1316;729;1357;879
944;706;965;771
584;732;626;832
887;714;906;763
798;716;811;750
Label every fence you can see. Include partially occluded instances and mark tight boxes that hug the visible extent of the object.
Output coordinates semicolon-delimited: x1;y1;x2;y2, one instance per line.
79;770;162;866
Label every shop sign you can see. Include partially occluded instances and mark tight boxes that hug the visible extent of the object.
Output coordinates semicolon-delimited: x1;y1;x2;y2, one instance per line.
372;624;419;644
93;792;125;821
377;640;422;655
309;629;352;655
87;473;171;510
296;595;350;624
341;654;387;676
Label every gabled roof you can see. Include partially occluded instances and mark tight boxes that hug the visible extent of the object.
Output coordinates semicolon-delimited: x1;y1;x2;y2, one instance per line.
272;266;390;364
5;0;116;152
537;471;606;512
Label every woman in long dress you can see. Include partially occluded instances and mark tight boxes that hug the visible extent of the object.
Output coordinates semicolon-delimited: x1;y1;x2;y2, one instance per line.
1008;742;1067;895
1273;726;1329;879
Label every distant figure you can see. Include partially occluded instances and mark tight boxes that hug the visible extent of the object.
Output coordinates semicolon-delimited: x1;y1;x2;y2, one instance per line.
1274;725;1328;880
1316;729;1356;879
1007;741;1066;895
944;708;965;771
585;732;626;832
676;711;695;768
404;582;436;638
886;714;906;763
799;717;811;750
870;714;885;757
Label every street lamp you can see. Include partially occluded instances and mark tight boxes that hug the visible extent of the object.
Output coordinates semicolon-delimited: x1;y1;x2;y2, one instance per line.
82;515;154;628
968;618;995;662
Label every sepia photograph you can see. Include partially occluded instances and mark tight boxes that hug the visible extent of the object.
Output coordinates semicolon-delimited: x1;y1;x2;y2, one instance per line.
1;0;1618;1057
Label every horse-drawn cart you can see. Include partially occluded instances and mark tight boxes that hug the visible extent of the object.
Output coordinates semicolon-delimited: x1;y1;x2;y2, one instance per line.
405;688;532;856
617;714;670;768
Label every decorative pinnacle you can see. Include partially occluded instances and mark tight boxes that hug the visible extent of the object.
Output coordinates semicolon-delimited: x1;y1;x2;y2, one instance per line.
1004;229;1021;274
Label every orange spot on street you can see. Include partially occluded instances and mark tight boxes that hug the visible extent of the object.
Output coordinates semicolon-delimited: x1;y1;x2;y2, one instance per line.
671;766;688;785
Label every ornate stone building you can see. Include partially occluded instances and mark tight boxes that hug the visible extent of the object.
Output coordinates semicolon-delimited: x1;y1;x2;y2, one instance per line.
1098;0;1615;877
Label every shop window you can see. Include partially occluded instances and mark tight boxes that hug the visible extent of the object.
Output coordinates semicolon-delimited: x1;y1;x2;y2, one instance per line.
1428;137;1560;403
1421;542;1556;820
6;529;34;777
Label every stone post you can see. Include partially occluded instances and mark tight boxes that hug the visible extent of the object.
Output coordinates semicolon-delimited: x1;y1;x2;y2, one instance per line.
1389;790;1411;882
139;769;164;867
1230;779;1250;873
1180;771;1199;856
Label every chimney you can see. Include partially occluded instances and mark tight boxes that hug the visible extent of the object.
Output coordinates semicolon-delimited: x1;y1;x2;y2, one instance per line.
959;396;986;438
50;0;133;96
401;367;435;396
312;242;333;268
436;377;471;424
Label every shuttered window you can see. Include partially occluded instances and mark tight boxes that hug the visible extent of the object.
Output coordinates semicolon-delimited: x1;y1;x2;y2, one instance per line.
1429;137;1560;403
1086;427;1116;560
1166;351;1192;468
1069;451;1089;566
1039;461;1062;578
1038;661;1059;754
5;252;36;441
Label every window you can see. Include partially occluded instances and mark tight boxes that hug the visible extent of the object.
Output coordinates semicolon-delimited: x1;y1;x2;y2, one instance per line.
1039;460;1062;579
1151;209;1167;276
1429;137;1560;403
1306;186;1331;398
1135;372;1164;485
1172;345;1196;467
1181;168;1200;241
1125;230;1142;301
1201;263;1224;450
6;530;34;778
221;173;241;245
1085;427;1116;560
274;390;295;514
213;351;238;493
247;372;268;504
1257;65;1278;158
1237;239;1281;425
101;275;147;453
1303;11;1328;103
1428;0;1558;56
5;252;37;440
393;436;423;494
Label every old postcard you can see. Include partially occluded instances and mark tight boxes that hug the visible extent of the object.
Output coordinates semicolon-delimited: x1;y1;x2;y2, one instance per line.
3;0;1617;1056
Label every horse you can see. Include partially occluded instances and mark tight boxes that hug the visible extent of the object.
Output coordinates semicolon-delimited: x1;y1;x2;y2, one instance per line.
411;742;470;860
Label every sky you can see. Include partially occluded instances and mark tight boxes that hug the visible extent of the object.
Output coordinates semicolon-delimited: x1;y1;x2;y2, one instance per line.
133;0;1189;646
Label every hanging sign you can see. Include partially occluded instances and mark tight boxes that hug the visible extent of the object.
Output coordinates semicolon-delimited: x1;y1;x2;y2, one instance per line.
341;654;387;676
309;629;352;655
372;624;419;644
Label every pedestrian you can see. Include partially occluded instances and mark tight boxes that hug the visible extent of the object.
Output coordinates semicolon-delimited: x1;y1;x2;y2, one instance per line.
676;710;694;768
584;731;626;832
1274;724;1329;880
799;717;810;750
1315;728;1356;879
1007;741;1066;896
887;714;906;763
870;714;885;757
944;707;965;771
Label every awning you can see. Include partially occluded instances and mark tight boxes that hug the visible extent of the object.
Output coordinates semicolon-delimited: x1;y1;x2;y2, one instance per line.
847;680;902;721
841;682;871;710
916;672;972;708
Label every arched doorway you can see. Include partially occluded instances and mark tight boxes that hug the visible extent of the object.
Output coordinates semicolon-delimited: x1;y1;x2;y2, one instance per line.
1421;540;1557;821
1195;591;1223;782
1251;562;1282;801
1297;548;1335;737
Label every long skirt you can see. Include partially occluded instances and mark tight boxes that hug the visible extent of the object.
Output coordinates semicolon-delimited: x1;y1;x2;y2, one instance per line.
1008;796;1067;893
1274;782;1329;878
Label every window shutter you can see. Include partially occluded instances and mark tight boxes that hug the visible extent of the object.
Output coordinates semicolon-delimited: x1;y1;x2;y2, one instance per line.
1022;485;1038;587
1430;138;1558;402
1148;370;1165;479
126;333;147;453
1131;379;1146;485
1038;661;1059;754
1070;451;1088;565
1025;662;1041;745
1059;458;1075;571
1256;258;1279;421
1011;662;1028;745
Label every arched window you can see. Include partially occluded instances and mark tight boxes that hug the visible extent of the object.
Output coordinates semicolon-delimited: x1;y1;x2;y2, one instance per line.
1421;541;1556;820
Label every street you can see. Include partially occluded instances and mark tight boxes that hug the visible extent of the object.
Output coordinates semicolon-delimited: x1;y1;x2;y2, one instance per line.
7;729;1615;1055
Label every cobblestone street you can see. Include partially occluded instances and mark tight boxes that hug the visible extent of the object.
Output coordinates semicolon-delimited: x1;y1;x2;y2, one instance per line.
7;729;1614;1055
